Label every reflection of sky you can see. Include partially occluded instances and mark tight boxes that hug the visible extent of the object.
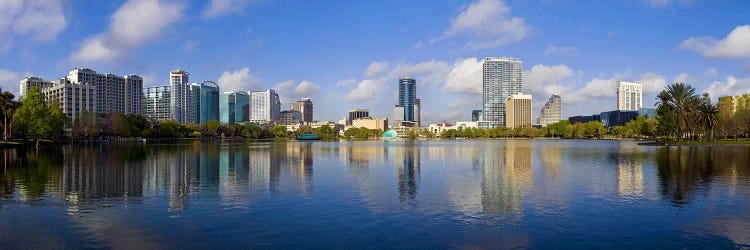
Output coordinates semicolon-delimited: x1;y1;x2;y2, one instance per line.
2;141;750;248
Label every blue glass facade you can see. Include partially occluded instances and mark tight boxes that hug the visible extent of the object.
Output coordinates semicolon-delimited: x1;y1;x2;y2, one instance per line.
199;81;220;124
220;91;249;124
398;78;416;122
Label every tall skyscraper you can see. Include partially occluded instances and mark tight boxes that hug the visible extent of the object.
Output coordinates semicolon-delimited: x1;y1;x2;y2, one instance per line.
538;94;562;127
290;98;313;123
198;81;220;124
67;68;143;115
144;86;172;122
394;78;419;126
617;81;643;111
170;69;193;123
220;91;249;124
249;89;281;123
505;93;532;129
481;57;523;128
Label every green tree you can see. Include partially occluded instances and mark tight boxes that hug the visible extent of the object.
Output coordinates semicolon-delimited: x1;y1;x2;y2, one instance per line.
111;112;130;137
271;125;289;138
159;120;181;138
0;90;20;141
696;93;722;142
13;87;66;149
203;120;222;137
656;83;699;141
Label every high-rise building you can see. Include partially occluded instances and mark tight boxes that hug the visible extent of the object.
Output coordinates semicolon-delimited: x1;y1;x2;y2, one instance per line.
280;110;303;125
198;81;220;124
19;77;52;98
220;91;249;124
66;68;143;115
617;81;643;111
170;69;195;124
394;78;419;126
505;93;532;129
347;109;369;125
290;98;313;123
415;98;421;127
480;57;523;128
249;89;281;123
472;110;483;122
144;86;172;122
42;78;97;122
538;94;562;127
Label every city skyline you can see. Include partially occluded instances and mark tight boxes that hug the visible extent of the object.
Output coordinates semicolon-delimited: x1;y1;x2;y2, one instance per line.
1;0;749;124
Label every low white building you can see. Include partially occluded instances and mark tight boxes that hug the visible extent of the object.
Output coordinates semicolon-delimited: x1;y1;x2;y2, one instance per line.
455;121;478;129
428;122;453;135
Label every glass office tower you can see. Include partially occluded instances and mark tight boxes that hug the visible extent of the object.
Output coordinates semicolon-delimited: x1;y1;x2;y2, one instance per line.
481;58;523;128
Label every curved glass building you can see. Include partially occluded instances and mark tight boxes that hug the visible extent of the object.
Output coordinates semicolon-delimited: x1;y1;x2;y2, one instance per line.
199;81;220;124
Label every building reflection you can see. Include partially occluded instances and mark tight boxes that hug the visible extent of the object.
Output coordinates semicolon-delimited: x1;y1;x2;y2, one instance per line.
617;158;643;196
395;142;420;203
482;140;533;215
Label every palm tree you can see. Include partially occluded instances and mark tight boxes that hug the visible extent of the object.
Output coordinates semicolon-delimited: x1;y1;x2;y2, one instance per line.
655;83;699;141
0;91;19;142
697;93;722;142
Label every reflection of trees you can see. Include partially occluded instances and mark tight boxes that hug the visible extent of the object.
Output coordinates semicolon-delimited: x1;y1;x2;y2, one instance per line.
0;149;18;198
656;147;750;205
11;147;64;199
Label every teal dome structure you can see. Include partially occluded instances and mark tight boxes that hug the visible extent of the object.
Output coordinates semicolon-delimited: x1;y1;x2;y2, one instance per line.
382;129;398;139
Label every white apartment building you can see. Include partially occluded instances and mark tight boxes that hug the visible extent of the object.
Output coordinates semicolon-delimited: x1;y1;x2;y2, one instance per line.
249;89;281;123
617;81;643;111
42;78;97;123
19;77;52;98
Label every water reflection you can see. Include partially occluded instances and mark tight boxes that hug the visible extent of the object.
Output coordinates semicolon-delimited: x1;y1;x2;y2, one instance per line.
655;146;750;205
482;140;533;215
1;141;750;248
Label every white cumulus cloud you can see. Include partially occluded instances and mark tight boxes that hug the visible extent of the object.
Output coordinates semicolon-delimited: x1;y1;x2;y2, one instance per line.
437;0;529;49
544;45;578;56
679;25;750;58
364;61;389;77
346;80;379;102
640;73;667;93
704;76;750;98
523;64;574;98
218;68;260;92
0;0;66;51
444;58;483;94
70;0;184;64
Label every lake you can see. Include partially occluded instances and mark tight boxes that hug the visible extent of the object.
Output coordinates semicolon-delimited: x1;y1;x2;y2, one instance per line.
1;140;749;249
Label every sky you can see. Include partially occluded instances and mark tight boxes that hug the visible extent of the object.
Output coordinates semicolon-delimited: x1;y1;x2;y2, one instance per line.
1;0;750;124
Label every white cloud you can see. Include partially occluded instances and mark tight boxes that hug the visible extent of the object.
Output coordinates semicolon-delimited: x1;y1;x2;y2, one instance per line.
218;68;260;91
640;73;667;93
203;0;256;18
0;69;22;96
679;25;750;58
544;45;578;56
674;73;692;83
444;58;483;94
294;81;320;97
346;80;379;102
70;0;184;64
523;64;574;97
390;60;451;85
274;80;320;105
704;76;750;98
0;0;66;51
438;0;529;49
704;67;718;76
364;61;388;77
336;78;357;87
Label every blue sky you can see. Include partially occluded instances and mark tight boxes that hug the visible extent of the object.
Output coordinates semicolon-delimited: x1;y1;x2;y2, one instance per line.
1;0;750;123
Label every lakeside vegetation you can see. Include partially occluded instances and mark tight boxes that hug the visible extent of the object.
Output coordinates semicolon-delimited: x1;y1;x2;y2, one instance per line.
5;83;750;148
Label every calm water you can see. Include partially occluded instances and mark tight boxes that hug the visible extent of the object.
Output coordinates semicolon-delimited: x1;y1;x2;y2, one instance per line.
1;140;750;249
